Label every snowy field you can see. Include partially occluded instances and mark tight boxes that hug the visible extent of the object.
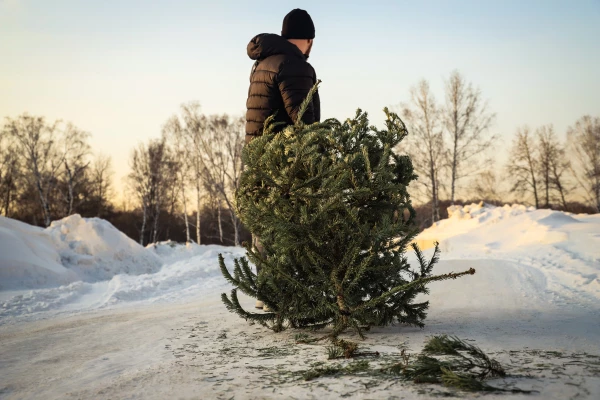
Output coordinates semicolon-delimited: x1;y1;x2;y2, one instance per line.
0;204;599;399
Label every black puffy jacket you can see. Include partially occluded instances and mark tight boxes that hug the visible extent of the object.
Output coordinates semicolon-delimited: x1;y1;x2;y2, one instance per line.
245;34;320;143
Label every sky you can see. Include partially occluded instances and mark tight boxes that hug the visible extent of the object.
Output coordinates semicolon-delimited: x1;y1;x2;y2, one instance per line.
1;0;599;201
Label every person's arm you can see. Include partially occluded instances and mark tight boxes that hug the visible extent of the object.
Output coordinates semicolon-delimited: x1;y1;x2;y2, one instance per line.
277;61;317;124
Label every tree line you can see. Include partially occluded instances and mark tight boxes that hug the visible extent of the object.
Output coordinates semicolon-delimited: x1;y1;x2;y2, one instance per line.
126;103;246;246
398;70;599;229
0;108;249;246
1;71;598;243
0;115;113;226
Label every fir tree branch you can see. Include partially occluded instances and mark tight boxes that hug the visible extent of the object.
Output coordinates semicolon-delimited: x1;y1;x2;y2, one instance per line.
221;289;277;323
410;242;428;275
425;242;441;274
219;253;239;286
238;257;257;291
219;255;260;298
295;80;322;125
354;268;476;313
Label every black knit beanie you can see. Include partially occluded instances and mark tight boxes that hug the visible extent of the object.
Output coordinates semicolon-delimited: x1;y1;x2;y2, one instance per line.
281;9;315;39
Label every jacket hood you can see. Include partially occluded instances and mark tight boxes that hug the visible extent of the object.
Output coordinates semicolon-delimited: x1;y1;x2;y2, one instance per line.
247;33;306;61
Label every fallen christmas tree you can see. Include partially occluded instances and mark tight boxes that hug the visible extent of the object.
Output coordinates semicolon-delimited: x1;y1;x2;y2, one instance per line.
220;82;474;339
302;335;533;394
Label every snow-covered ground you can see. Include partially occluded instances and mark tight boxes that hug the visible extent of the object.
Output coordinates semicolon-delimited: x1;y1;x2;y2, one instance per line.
1;205;599;399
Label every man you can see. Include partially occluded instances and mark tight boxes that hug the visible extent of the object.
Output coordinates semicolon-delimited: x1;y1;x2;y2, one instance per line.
245;8;320;144
245;9;320;309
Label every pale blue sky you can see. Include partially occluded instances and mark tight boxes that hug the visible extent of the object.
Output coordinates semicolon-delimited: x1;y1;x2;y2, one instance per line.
1;0;599;198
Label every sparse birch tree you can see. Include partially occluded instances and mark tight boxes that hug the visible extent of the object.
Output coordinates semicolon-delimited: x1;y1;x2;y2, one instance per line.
90;153;113;216
442;71;496;204
549;144;570;211
399;80;444;224
61;124;91;216
179;103;207;244
507;126;540;208
536;125;570;209
0;129;20;217
129;144;151;245
162;116;193;243
128;139;173;245
200;115;245;246
568;115;600;212
3;114;63;226
471;169;503;203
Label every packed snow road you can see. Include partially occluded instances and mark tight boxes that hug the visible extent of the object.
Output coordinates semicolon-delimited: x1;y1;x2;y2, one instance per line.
1;204;599;399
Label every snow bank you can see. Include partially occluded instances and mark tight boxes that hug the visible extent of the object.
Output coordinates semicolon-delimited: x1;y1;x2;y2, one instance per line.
0;216;246;320
145;240;220;264
418;202;536;243
47;214;162;283
100;244;243;305
0;244;244;319
0;215;162;290
417;202;597;254
415;203;600;306
0;217;77;290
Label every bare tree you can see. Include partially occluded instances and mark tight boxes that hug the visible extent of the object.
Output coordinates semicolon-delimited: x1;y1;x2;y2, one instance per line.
471;169;503;203
162;154;182;240
3;114;63;226
61;124;91;216
442;70;496;204
549;144;570;211
568;115;600;212
162;115;193;243
507;126;540;207
536;125;570;209
202;175;224;243
128;139;173;245
0;130;20;217
398;80;444;224
90;153;114;216
537;126;552;208
128;144;150;244
177;103;208;244
199;115;245;246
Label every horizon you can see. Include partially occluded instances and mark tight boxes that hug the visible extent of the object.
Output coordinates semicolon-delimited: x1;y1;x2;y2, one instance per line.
1;0;599;203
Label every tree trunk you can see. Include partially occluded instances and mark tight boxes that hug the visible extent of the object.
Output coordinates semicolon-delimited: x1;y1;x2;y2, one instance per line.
68;179;74;215
97;182;104;216
558;186;567;211
531;172;539;208
433;172;440;222
152;199;160;244
595;164;600;212
32;156;52;226
230;208;239;247
451;120;458;205
551;164;567;211
140;203;147;246
36;178;51;227
544;166;550;208
196;183;201;245
218;199;223;243
429;159;439;223
595;177;600;213
526;147;539;209
181;177;191;243
65;161;75;215
3;177;12;217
